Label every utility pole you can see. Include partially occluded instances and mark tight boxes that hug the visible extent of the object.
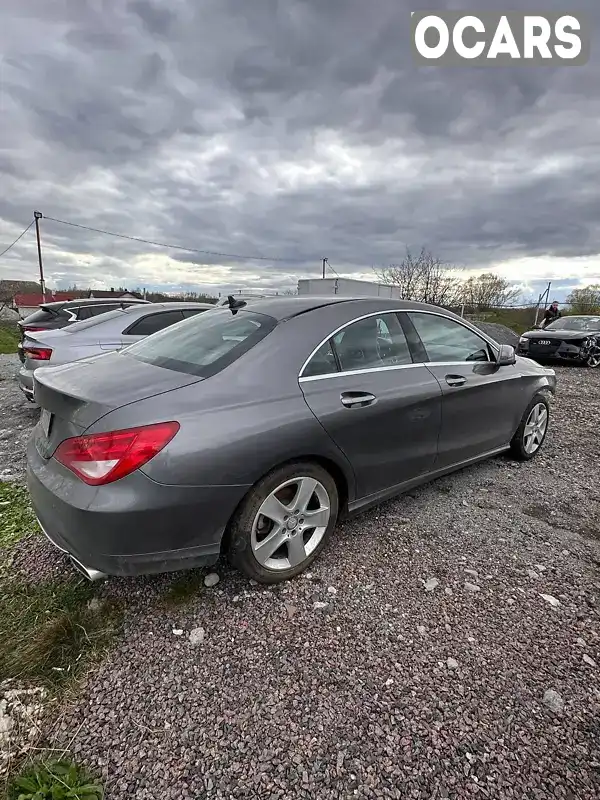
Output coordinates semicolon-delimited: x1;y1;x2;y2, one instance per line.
33;211;47;301
322;257;328;279
533;281;551;327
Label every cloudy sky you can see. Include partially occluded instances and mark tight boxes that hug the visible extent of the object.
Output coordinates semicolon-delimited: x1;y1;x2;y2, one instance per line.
1;0;599;300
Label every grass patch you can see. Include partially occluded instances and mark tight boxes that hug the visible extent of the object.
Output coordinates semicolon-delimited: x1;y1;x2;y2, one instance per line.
161;570;205;606
0;483;37;549
0;323;19;356
468;308;535;335
7;758;104;799
0;576;122;687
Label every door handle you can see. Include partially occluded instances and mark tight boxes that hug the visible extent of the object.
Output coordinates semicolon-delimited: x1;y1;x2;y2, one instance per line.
340;391;377;408
445;374;467;387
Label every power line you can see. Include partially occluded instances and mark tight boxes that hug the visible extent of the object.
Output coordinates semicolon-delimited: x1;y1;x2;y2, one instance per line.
0;221;34;259
42;215;311;264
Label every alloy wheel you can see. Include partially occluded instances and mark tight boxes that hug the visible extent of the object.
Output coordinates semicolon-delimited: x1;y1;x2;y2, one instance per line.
251;477;331;571
523;402;548;455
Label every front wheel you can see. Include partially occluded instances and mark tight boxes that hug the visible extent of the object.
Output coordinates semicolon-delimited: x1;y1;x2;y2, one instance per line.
227;462;339;584
509;394;550;461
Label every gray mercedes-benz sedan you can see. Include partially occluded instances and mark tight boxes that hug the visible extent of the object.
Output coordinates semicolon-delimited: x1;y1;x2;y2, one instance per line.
27;296;556;584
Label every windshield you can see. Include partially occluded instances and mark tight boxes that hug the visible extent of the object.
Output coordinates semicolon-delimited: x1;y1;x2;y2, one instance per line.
545;316;600;332
122;307;277;377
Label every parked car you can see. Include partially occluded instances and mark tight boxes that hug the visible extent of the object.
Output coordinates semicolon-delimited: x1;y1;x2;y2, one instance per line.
27;296;556;584
517;315;600;368
17;298;150;363
18;302;213;401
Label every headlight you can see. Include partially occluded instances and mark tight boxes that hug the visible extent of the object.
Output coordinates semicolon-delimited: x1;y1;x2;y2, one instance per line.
519;337;528;344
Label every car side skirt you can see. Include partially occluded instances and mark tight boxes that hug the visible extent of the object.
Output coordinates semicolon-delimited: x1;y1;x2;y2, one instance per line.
347;445;510;515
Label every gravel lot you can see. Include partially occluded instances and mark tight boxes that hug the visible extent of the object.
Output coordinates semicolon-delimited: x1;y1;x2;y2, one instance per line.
1;354;599;799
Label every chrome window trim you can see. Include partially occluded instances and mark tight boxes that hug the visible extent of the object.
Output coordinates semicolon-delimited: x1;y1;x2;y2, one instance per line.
298;308;501;380
299;360;504;384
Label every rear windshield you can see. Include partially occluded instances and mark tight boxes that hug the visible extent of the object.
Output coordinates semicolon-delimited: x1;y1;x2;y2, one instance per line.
122;308;276;377
59;307;130;333
21;307;61;324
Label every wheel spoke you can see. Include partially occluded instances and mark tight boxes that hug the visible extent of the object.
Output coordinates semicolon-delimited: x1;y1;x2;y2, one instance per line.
253;527;288;564
259;494;290;526
292;477;318;514
287;534;308;567
524;422;535;437
302;507;329;528
538;408;548;430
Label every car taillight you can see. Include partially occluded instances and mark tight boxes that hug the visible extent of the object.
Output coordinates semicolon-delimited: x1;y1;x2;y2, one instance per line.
53;421;180;486
24;347;53;361
23;326;45;332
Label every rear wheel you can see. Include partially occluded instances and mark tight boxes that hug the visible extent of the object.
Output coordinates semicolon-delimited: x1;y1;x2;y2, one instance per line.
227;462;339;584
509;394;550;461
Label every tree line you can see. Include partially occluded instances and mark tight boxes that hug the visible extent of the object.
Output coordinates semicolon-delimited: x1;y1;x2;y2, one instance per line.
374;247;600;313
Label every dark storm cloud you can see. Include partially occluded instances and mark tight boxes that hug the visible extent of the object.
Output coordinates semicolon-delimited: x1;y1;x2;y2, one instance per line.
0;0;599;294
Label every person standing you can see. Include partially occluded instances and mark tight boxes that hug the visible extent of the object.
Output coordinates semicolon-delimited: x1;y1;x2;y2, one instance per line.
541;301;561;328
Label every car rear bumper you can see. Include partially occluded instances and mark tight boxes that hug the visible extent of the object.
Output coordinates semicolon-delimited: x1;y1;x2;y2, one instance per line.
26;435;251;578
18;366;35;400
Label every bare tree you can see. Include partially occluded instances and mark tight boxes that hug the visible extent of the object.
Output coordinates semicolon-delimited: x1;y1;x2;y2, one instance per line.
459;273;521;309
566;284;600;315
375;247;461;306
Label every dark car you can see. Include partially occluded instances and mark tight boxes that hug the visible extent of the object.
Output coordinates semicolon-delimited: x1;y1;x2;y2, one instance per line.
517;315;600;368
27;296;556;585
17;298;150;362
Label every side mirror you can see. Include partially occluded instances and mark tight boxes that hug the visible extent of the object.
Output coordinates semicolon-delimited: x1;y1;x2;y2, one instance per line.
497;344;516;367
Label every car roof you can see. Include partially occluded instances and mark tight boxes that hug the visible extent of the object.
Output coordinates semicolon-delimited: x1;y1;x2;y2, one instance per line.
229;295;454;321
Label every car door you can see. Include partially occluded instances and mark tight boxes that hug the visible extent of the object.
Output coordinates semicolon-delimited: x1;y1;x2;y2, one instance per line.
299;311;443;501
121;310;186;346
401;311;525;468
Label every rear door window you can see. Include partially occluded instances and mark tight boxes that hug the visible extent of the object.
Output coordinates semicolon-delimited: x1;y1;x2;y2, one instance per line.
124;310;185;336
123;308;276;377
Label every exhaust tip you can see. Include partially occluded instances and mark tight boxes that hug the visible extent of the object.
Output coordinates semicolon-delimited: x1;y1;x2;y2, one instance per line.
70;557;107;582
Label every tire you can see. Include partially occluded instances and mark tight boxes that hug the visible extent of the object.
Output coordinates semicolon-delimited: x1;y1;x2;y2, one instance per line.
227;461;339;584
509;393;550;461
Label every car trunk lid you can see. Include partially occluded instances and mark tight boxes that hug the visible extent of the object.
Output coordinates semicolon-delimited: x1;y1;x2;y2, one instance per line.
33;352;205;458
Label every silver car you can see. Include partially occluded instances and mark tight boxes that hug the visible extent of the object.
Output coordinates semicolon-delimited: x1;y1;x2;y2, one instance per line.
27;296;556;584
18;302;214;401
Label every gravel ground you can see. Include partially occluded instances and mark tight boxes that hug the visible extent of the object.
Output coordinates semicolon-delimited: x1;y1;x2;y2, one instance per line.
0;355;38;481
1;354;600;798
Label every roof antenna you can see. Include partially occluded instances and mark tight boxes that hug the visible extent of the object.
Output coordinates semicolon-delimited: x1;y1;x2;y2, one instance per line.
227;295;247;315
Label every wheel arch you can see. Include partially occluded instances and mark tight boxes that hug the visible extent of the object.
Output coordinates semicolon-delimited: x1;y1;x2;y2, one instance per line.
220;453;352;554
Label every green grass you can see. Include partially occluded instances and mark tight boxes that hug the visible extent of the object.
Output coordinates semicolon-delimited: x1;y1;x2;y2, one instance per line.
0;485;123;688
0;485;120;796
0;322;19;355
0;576;122;687
468;307;536;335
0;483;37;549
7;758;103;799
